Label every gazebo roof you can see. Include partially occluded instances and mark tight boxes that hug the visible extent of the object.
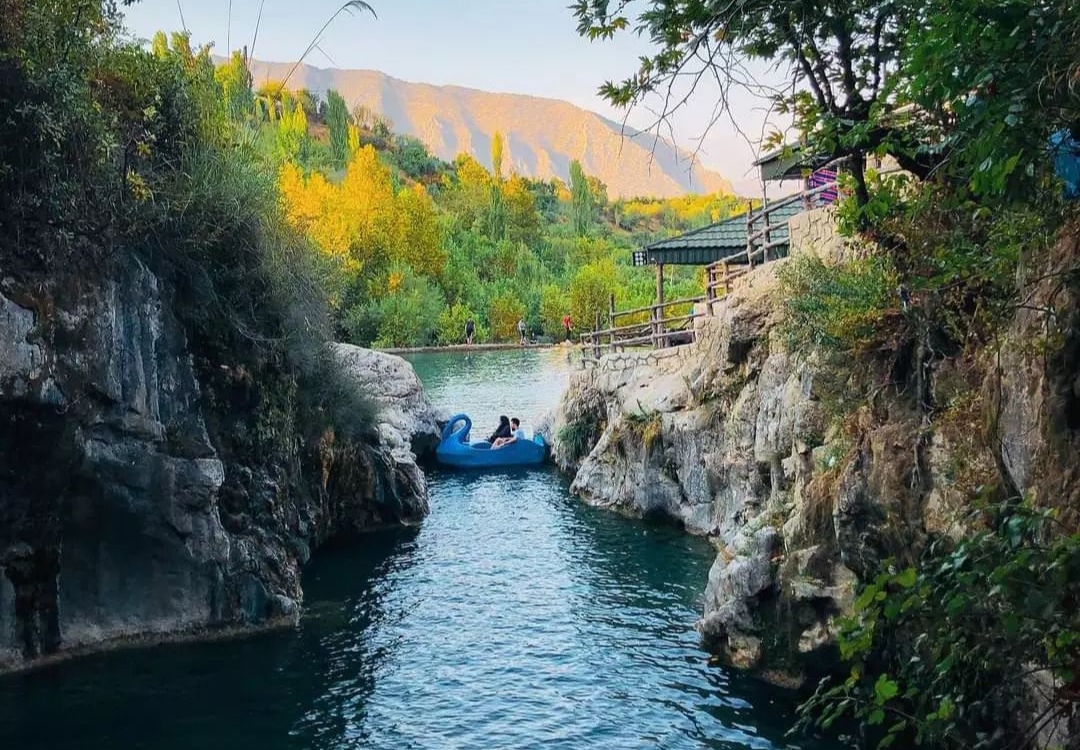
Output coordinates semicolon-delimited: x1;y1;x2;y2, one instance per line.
753;144;832;182
639;202;804;266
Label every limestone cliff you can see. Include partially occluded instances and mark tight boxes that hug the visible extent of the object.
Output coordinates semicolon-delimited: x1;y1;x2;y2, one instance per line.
0;258;435;672
545;237;1080;686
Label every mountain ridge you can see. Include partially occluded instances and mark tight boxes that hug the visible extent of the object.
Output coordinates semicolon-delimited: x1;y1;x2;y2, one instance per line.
244;59;733;199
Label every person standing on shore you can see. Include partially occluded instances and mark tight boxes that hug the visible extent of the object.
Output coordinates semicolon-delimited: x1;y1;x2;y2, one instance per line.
465;317;475;346
517;317;527;346
562;313;572;341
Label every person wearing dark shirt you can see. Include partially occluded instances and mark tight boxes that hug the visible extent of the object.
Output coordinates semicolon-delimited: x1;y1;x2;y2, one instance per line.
488;415;511;443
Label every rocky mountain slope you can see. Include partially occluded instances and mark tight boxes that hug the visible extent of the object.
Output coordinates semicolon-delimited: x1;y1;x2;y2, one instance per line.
246;59;733;199
0;261;438;672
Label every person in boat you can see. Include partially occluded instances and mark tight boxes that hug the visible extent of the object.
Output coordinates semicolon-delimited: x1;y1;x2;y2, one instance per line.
493;417;524;448
487;415;511;443
465;317;475;345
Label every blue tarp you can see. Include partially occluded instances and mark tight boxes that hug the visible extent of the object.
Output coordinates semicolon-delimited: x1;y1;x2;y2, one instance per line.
1050;130;1080;199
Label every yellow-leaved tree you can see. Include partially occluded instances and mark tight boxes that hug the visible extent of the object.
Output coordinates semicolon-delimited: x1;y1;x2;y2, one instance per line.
393;183;446;277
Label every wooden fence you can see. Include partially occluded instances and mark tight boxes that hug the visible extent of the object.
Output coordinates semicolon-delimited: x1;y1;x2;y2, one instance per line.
706;178;838;301
580;294;704;362
581;172;841;362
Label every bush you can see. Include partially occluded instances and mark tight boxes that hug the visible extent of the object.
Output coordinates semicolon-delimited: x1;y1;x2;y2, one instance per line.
777;254;899;353
795;503;1080;750
570;259;616;334
437;302;484;345
539;284;570;338
488;292;525;342
372;265;444;348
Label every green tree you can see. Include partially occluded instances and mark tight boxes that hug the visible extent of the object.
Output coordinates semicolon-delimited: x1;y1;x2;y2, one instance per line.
570;0;918;209
569;260;615;334
275;100;307;164
491;132;505;181
487;132;507;240
488;293;525;342
569;159;593;236
214;50;254;122
436;302;483;345
325;88;350;170
539;284;570;339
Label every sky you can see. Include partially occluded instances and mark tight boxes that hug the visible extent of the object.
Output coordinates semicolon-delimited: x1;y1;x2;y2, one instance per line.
121;0;791;194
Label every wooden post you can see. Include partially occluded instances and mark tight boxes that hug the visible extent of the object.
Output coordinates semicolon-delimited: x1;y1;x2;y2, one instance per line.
706;264;715;303
608;293;616;352
650;303;658;350
762;196;772;263
723;262;730;296
593;311;601;359
655;263;665;349
745;200;755;269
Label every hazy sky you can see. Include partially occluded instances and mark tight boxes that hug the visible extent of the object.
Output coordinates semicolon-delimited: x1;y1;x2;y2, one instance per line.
122;0;789;193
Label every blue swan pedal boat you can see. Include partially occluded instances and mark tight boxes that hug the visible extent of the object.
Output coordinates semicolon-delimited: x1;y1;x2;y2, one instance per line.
435;413;548;468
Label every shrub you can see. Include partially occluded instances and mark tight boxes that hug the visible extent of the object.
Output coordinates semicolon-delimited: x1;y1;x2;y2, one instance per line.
372;265;444;348
558;418;600;464
570;259;616;334
436;302;484;345
795;502;1080;750
777;253;899;353
488;292;525;342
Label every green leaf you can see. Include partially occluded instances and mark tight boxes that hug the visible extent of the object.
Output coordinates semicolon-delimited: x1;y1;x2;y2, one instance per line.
875;674;900;703
895;567;918;588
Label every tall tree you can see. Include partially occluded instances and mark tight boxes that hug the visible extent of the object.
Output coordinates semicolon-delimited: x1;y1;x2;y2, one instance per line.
491;132;505;181
570;0;918;208
325;88;350;170
487;132;507;240
569;160;593;237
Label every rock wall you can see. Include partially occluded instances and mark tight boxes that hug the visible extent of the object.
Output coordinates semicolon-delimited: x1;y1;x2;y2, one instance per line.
787;205;849;263
546;247;1079;687
0;259;435;671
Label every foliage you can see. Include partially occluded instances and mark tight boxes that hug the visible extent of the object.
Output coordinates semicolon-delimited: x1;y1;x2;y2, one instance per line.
436;302;484;345
569;159;594;236
372;265;444;348
569;259;617;333
1;0;378;453
324;88;350;169
539;284;570;339
488;292;526;342
558;417;601;464
795;503;1080;750
777;254;900;353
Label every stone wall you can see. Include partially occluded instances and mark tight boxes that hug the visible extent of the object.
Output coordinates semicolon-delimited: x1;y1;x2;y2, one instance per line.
788;204;849;263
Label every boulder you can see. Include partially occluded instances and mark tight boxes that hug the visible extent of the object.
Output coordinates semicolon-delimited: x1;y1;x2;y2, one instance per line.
331;343;441;461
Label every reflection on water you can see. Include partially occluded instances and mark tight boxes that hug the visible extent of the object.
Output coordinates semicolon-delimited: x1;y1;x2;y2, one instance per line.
0;348;833;750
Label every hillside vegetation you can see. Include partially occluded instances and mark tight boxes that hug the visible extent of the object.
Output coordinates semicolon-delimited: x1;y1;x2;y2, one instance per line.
236;58;743;348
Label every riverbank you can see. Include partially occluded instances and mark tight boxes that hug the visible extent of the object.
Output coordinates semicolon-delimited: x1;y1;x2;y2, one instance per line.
380;341;574;355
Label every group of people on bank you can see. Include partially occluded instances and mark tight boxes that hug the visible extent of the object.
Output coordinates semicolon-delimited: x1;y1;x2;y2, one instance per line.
463;314;574;346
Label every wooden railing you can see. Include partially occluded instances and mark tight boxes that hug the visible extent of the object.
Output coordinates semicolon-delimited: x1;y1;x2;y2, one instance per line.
580;294;704;362
706;177;839;301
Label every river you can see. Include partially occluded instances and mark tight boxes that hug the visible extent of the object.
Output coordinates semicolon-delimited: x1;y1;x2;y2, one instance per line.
0;348;827;750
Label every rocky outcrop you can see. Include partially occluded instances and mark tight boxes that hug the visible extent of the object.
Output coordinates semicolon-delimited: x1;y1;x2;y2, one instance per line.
547;270;856;684
545;256;1048;687
0;259;435;672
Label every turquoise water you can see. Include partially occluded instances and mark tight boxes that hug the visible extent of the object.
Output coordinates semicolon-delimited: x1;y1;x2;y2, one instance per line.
0;348;826;749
